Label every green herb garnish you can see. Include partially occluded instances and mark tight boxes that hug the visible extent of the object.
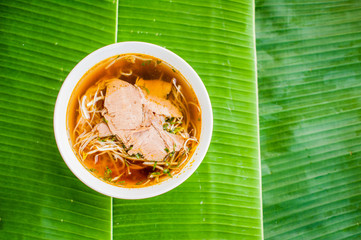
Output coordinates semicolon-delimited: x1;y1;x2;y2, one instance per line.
141;86;150;94
173;127;181;134
164;148;169;153
163;169;172;178
136;181;143;185
103;176;112;182
153;161;157;170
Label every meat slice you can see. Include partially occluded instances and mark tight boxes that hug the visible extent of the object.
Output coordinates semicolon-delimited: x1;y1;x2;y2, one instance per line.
151;118;185;152
104;80;143;130
94;122;112;138
106;126;133;148
140;108;153;128
141;92;182;118
127;126;167;161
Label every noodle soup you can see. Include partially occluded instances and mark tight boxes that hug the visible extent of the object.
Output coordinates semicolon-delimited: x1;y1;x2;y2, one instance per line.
67;53;201;187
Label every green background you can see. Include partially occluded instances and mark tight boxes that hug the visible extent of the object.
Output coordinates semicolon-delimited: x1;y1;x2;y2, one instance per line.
1;0;360;239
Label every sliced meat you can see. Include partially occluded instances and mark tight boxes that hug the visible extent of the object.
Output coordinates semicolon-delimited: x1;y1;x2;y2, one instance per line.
161;131;185;152
127;126;167;161
106;126;133;148
151;118;185;152
95;122;112;138
140;108;153;128
104;80;143;130
140;92;182;118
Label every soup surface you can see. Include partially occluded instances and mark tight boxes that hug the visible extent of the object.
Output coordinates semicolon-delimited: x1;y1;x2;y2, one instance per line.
67;53;201;187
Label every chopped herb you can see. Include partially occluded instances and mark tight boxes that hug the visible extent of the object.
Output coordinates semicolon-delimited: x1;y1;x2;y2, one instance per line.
169;151;175;157
141;86;150;94
89;168;97;172
198;117;201;121
102;117;108;123
103;176;112;182
102;167;113;182
146;60;151;65
141;61;145;66
135;153;142;159
163;169;172;178
164;148;169;153
172;68;176;72
136;181;143;185
166;117;175;124
156;60;162;64
163;124;168;130
98;137;105;142
151;172;160;176
173;127;181;134
118;181;125;185
153;161;157;170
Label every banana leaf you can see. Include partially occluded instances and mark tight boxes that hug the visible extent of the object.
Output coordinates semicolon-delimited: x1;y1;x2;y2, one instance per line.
113;1;262;239
256;0;361;239
0;0;116;239
0;0;262;239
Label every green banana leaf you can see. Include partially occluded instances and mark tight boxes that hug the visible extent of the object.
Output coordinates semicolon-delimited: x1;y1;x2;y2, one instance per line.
0;0;116;239
1;0;262;239
256;0;361;239
113;1;262;239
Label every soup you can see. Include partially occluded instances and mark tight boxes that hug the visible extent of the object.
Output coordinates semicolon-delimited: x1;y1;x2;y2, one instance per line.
67;53;201;187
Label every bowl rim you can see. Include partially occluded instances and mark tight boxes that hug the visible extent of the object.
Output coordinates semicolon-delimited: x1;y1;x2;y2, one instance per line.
53;41;213;199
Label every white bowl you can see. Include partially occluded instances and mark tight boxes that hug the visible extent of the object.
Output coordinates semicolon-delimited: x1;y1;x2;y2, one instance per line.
53;42;213;199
